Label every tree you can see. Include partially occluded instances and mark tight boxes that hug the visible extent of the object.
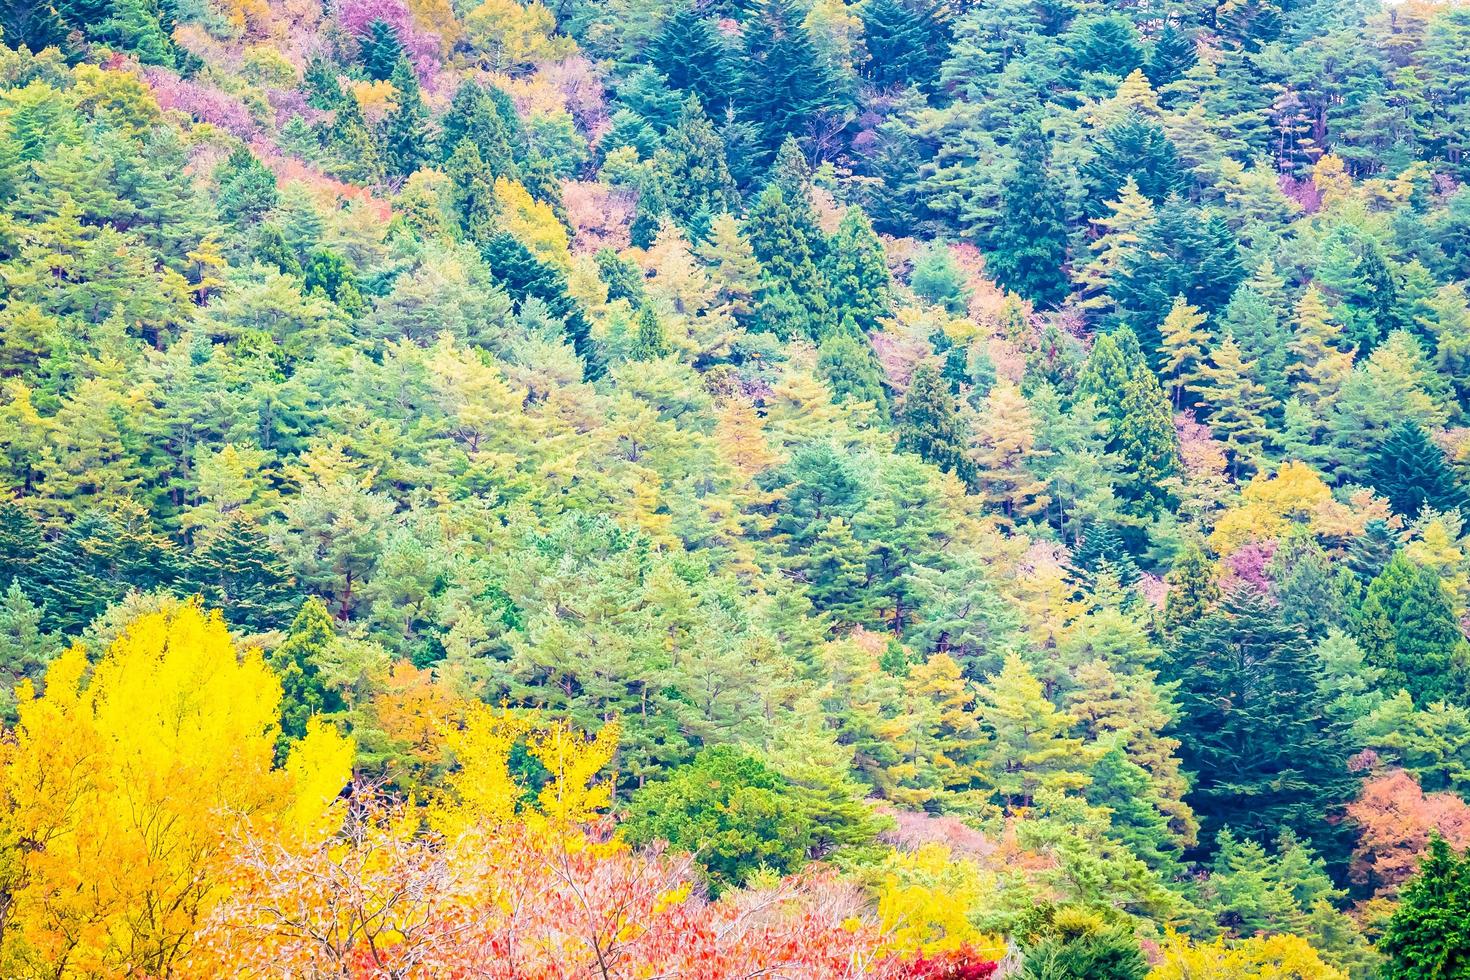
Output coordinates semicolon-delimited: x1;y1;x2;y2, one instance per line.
817;327;888;410
648;5;731;111
1157;296;1209;406
1146;24;1196;87
1356;553;1469;706
896;362;973;483
743;184;831;338
826;207;893;331
1068;14;1144;78
1115;368;1179;514
1081;113;1186;218
270;597;346;747
654;97;739;231
975;652;1091;811
383;57;431;179
623;745;816;891
986;118;1070;307
215;145;278;226
358;18;405;81
1168;589;1358;866
737;0;839;157
630;303;671;360
0;604;351;976
1381;836;1470;980
861;0;946;91
1189;332;1273;475
1369;422;1466;518
1289;285;1353;407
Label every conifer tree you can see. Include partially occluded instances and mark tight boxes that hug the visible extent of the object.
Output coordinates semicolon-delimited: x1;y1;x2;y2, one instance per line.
743;184;831;338
654;97;739;231
1382;835;1470;980
1146;23;1196;86
630;304;671;360
975;652;1091;811
383;58;430;180
1163;542;1219;636
1115;367;1180;514
1168;588;1358;865
1077;178;1155;314
1368;421;1466;518
860;0;946;91
896;362;973;483
817;326;888;411
1190;333;1273;475
804;517;874;625
986;118;1070;308
647;4;731;111
1289;285;1353;407
825;207;894;332
269;597;344;747
1357;552;1469;705
1157;296;1209;407
737;0;838;157
358;19;405;81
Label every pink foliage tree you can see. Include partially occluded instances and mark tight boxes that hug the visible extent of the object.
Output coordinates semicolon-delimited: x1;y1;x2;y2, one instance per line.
144;68;257;138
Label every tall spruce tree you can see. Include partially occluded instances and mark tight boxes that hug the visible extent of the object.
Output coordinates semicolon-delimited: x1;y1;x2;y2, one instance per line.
1368;421;1467;518
1168;588;1359;869
986;118;1070;307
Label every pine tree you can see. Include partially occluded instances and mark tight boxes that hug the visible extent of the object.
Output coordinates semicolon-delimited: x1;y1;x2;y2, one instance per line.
1190;333;1273;475
1168;588;1359;866
986;118;1070;307
860;0;946;91
647;4;732;111
743;184;831;338
975;652;1091;811
1081;112;1187;219
896;362;973;483
215;146;278;226
1289;285;1353;407
1157;296;1209;407
383;57;430;180
825;207;893;332
1069;14;1144;78
1368;421;1467;518
1357;552;1469;705
184;514;297;635
1221;284;1292;407
358;19;405;81
1382;836;1470;980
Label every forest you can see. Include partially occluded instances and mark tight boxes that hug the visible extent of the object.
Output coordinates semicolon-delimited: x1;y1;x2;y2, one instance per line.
3;0;1470;974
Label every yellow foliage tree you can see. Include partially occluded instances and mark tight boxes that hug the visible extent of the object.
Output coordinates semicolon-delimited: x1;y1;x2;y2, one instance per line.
1148;931;1348;980
462;0;573;73
1209;461;1334;554
872;843;1007;960
0;604;352;978
493;177;571;269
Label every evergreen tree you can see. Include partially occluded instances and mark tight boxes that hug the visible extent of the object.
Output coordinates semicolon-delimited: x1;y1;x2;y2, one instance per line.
860;0;946;91
986;118;1070;307
358;19;404;81
1115;368;1179;514
629;303;670;360
976;652;1091;811
647;4;731;111
1289;285;1353;407
1157;296;1209;407
653;97;739;230
382;57;430;180
825;207;893;332
1082;113;1187;218
215;146;279;227
737;0;839;158
817;326;888;411
1381;836;1470;980
896;362;973;483
1357;552;1469;705
1190;333;1273;475
269;597;344;748
1068;14;1144;78
1168;588;1358;867
743;184;831;337
1163;542;1219;636
481;232;603;376
184;515;296;635
803;517;875;625
1146;23;1197;87
1368;421;1467;518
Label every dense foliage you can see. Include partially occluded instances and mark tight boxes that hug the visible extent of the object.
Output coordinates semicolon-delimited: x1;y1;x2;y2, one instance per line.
4;0;1470;972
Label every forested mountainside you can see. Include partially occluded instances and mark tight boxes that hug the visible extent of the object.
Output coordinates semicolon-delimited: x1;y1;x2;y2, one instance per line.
3;0;1470;975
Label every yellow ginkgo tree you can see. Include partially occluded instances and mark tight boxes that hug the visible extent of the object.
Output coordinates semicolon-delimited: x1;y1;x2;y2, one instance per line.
0;602;353;978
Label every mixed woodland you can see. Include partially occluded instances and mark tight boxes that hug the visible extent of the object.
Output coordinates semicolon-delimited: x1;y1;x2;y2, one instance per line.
5;0;1470;973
